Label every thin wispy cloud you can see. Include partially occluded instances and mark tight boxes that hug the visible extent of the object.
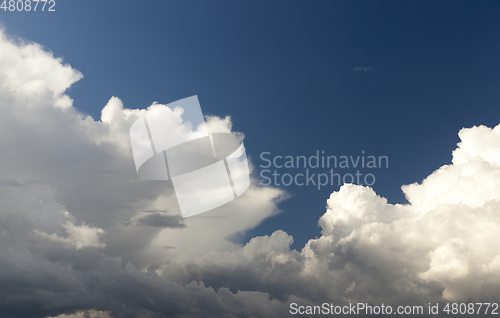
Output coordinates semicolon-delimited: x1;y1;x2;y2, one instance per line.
353;66;372;72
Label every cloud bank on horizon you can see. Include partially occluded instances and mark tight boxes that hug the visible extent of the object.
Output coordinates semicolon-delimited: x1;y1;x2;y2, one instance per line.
1;29;500;317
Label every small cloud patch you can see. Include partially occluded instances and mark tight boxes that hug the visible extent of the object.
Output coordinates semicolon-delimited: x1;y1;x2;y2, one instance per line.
137;213;186;228
124;211;186;228
353;66;372;72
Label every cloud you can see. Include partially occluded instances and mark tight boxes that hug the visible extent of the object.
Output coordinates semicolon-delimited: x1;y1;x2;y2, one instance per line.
353;66;372;72
160;122;500;312
34;221;105;250
0;27;284;264
1;27;500;317
131;211;186;228
0;30;82;109
0;29;293;317
49;310;113;318
0;182;301;317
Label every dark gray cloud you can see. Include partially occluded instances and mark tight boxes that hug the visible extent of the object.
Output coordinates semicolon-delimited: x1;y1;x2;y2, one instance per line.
0;182;303;318
136;212;186;228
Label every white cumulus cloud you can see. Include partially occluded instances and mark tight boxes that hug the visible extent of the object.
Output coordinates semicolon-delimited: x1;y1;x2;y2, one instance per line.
159;122;500;313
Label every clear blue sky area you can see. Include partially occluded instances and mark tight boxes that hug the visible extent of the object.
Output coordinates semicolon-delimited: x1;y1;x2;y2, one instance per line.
2;0;500;248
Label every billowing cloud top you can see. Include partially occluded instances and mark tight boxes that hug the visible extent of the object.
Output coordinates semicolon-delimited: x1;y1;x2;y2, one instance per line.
1;28;500;317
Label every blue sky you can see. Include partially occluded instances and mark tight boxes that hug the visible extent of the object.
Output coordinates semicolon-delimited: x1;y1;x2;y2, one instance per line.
3;0;500;249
